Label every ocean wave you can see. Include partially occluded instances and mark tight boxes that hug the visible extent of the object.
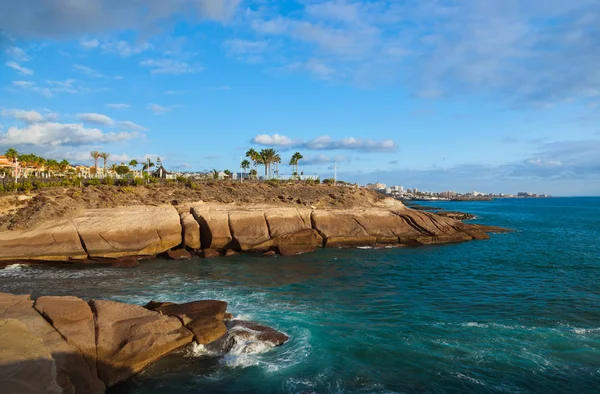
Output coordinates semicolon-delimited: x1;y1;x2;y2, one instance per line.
1;263;29;271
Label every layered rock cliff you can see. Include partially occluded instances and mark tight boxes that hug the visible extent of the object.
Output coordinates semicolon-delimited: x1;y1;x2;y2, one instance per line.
0;198;506;262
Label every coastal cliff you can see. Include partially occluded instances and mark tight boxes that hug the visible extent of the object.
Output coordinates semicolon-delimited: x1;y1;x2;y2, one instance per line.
0;201;504;262
0;292;288;393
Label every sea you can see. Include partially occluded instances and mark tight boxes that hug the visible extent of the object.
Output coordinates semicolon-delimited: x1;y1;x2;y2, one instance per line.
1;197;600;393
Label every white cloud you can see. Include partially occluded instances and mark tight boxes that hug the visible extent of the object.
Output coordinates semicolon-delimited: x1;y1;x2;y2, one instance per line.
1;109;45;124
5;47;29;61
140;59;201;75
80;39;100;49
252;133;398;152
106;103;130;109
118;121;147;131
6;61;34;75
302;154;350;166
45;79;79;94
252;133;296;147
101;40;153;57
76;113;115;126
73;64;103;78
281;58;335;80
12;81;54;97
147;104;171;115
0;122;139;147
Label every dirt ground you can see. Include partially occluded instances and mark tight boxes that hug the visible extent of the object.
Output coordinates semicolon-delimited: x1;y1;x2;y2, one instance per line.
0;182;388;231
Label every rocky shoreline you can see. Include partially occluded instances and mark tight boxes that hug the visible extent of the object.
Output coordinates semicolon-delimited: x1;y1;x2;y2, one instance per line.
0;292;288;393
0;199;507;263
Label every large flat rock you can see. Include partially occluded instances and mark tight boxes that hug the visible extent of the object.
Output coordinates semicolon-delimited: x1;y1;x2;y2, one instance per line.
0;318;64;394
228;210;272;252
311;210;377;247
91;299;194;387
34;296;102;391
73;205;182;258
0;293;104;394
191;205;232;250
0;220;87;262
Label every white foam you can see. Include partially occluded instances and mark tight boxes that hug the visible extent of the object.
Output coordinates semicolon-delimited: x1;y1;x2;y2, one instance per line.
2;263;28;271
572;327;600;335
454;372;487;386
185;343;220;358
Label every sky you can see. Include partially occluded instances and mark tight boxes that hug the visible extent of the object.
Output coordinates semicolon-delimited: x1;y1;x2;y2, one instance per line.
0;0;599;196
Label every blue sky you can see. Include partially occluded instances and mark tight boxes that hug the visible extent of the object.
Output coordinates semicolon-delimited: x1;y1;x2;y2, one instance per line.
0;0;599;196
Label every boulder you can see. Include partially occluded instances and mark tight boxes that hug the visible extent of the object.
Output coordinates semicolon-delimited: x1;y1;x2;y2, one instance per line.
90;299;194;388
110;257;140;268
311;210;377;247
224;249;239;257
180;212;201;250
228;210;272;252
275;229;322;256
191;207;232;250
0;293;104;394
217;320;289;354
33;296;101;391
200;248;220;258
73;205;181;259
0;220;87;262
167;249;192;260
146;300;228;324
187;317;227;345
0;318;64;394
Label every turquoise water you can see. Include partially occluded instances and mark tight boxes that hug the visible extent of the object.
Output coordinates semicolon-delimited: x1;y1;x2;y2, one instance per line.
2;197;600;393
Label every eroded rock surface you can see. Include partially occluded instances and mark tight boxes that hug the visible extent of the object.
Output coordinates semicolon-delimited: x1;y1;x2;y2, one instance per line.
91;299;194;387
74;205;181;259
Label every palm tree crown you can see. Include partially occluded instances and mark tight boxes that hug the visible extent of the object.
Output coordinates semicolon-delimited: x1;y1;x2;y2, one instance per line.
90;151;100;176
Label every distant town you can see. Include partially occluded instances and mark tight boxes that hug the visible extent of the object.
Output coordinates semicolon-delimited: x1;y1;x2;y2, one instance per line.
365;182;550;201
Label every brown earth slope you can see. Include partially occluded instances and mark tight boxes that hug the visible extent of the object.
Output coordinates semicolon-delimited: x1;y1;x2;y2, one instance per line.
0;183;385;231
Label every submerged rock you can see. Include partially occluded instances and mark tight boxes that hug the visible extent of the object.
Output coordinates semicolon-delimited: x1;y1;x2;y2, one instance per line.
167;249;192;260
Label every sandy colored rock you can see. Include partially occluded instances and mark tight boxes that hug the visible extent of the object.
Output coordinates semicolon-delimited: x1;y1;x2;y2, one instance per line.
311;210;377;247
73;205;181;259
147;300;228;323
0;318;64;394
275;229;323;256
181;212;201;250
201;248;220;258
167;249;192;260
33;296;102;391
0;220;87;262
0;293;104;394
264;208;311;238
91;299;193;388
228;210;272;252
191;206;232;250
187;316;227;344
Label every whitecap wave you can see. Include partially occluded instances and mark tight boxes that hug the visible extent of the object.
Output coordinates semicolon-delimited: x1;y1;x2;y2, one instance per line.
2;263;28;271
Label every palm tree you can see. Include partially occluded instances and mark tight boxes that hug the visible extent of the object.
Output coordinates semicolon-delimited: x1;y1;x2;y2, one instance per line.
46;159;59;177
5;148;18;162
241;159;250;178
257;148;280;178
245;148;259;173
211;169;219;180
18;154;30;178
289;152;303;177
59;159;70;174
99;152;110;177
90;150;100;177
129;159;138;170
142;161;155;172
109;163;118;175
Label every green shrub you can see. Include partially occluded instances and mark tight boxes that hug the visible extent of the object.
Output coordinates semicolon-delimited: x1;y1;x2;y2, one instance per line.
4;182;15;192
176;175;187;183
133;177;145;186
322;178;335;185
19;180;33;192
103;177;115;186
87;178;101;186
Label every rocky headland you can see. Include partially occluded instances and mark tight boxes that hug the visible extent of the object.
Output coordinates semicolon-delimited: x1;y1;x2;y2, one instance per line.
0;291;288;393
0;184;507;263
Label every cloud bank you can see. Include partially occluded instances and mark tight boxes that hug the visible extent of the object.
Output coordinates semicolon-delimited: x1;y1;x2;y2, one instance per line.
252;133;397;152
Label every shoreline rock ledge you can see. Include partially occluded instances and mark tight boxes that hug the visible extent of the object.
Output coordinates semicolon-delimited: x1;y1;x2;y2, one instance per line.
0;292;288;394
0;201;508;263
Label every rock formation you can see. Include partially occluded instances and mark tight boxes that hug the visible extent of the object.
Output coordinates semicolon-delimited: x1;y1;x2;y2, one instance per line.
0;292;288;393
0;199;507;263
